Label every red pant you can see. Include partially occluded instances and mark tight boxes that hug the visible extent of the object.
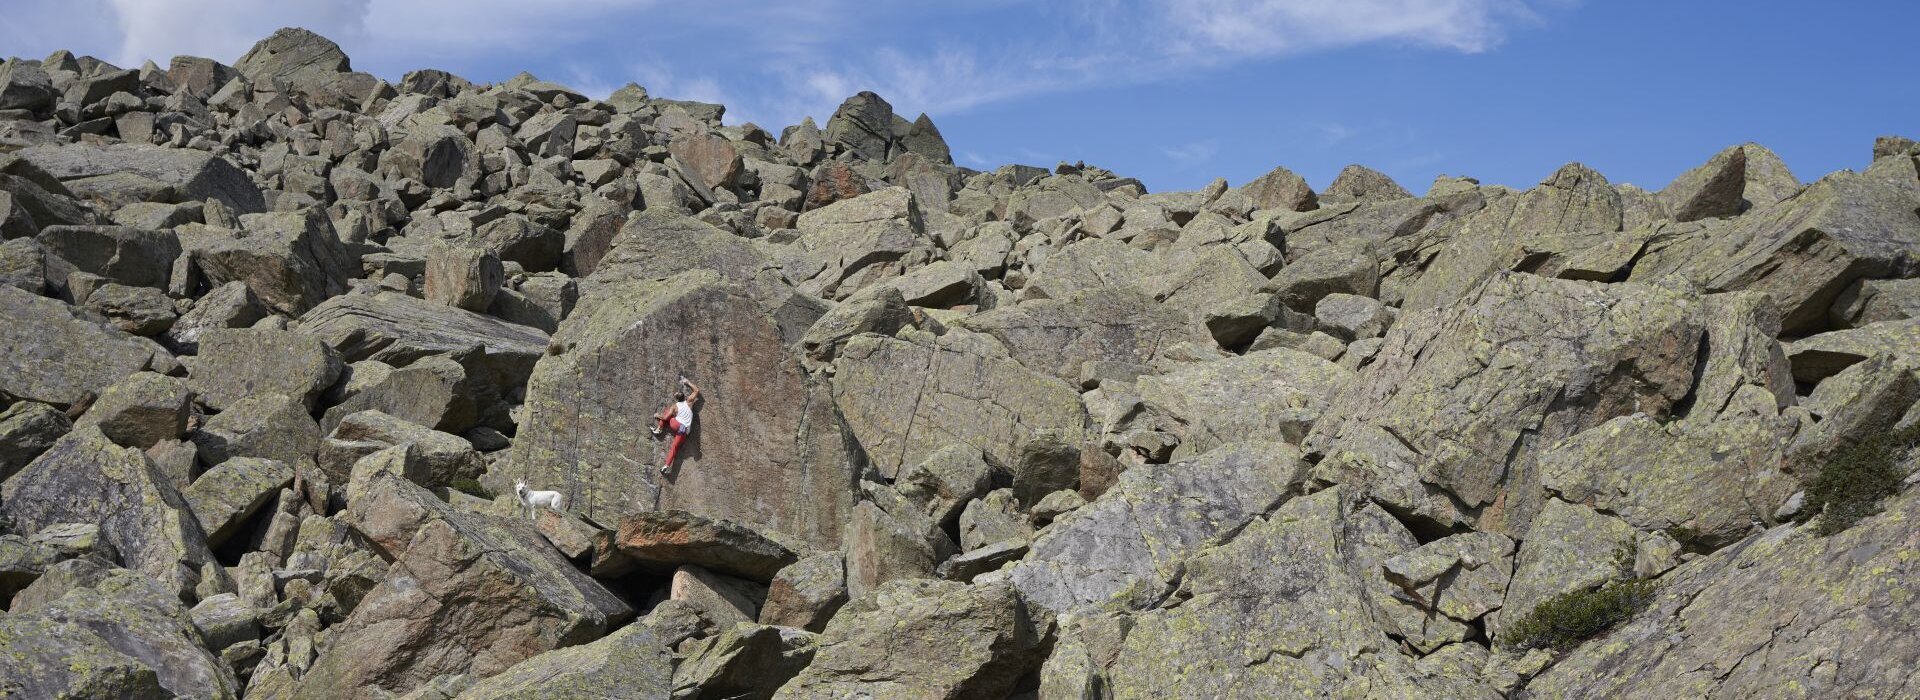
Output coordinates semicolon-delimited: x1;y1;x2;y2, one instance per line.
657;415;688;466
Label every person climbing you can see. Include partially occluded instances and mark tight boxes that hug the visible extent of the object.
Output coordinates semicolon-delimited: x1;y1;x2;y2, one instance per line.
651;376;699;474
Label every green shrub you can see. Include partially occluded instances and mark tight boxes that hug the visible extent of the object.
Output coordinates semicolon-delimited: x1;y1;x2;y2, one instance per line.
1501;579;1659;651
1802;423;1920;536
450;477;494;500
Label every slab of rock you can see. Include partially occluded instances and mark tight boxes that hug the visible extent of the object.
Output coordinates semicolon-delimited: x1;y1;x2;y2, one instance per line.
1098;486;1487;698
194;392;320;468
1658;144;1748;222
799;284;912;366
778;186;937;300
1523;489;1920;699
959;488;1032;552
456;622;672;700
1009;441;1306;614
164;281;271;354
1784;318;1920;384
0;238;46;293
299;503;631;698
235;27;351;84
759;552;849;633
1382;531;1516;625
17;142;265;214
84;283;177;335
35;224;180;290
0;400;70;480
1321;163;1414;204
773;579;1045;700
832;327;1087;478
671;564;765;627
1138;348;1351;457
296;290;549;394
184;457;295;548
5;567;239;698
894;443;994;528
188;328;342;411
673;622;818;700
954;286;1205;385
595;509;799;582
0;284;169;407
319;355;475;435
73;371;191;449
508;271;854;549
1831;277;1920;328
1495;498;1644;640
423;244;503;312
1307;273;1705;537
321;410;482;486
177;209;357;315
1;426;224;599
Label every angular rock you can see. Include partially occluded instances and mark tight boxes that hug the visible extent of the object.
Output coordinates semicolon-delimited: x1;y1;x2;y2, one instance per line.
1010;430;1080;506
184;457;295;548
35;224;180;290
423;244;503;312
759;552;849;633
1658;144;1748;222
1307;274;1704;537
84;283;177;335
177;208;357;314
596;509;799;582
1785;318;1920;384
235;27;351;85
954;286;1204;385
778;186;936;300
0;426;224;599
832;328;1087;478
1138;348;1350;457
6;567;239;697
319;355;474;435
1240;164;1319;212
299;503;632;698
455;621;672;700
1321;163;1413;204
164;281;270;354
1009;441;1306;614
17;143;265;215
822;91;895;162
188;328;342;411
73;371;191;449
320;410;482;486
193;392;320;468
959;488;1032;552
0;285;169;407
774;579;1044;700
296;290;549;398
894;443;994;528
1313;292;1392;341
0;400;71;481
673;622;817;700
507;272;853;548
671;564;764;628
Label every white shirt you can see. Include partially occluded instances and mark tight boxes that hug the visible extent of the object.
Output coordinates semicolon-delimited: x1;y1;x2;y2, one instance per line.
674;401;694;429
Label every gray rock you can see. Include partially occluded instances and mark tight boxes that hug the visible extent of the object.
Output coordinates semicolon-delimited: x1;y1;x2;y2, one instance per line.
759;552;849;633
319;354;475;435
423;244;503;312
35;224;180;290
0;426;225;600
1831;277;1920;328
1009;441;1306;614
0;58;58;112
164;281;270;354
184;457;295;548
673;622;818;700
799;284;912;366
1658;144;1748;222
17;143;265;214
295;290;548;404
778;186;937;300
73;371;191;449
894;443;994;528
595;509;800;582
774;579;1044;700
6;566;238;697
188;592;260;652
0;400;71;481
822;91;895;162
235;27;351;85
1138;348;1351;457
0;237;46;293
1321;164;1413;204
671;564;765;628
1313;292;1393;341
1240;165;1319;212
955;286;1205;385
84;283;177;336
455;621;672;700
188;328;342;411
320;410;482;486
959;488;1032;552
1011;430;1080;506
194;393;320;468
177;208;357;314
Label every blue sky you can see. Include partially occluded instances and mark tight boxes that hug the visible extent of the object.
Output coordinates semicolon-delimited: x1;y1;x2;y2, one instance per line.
4;1;1916;194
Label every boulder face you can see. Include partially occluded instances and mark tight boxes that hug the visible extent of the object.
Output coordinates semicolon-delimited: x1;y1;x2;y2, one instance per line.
0;427;223;599
509;271;857;549
1;285;166;407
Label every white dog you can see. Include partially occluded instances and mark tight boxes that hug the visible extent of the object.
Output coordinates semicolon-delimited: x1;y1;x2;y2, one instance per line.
514;481;566;520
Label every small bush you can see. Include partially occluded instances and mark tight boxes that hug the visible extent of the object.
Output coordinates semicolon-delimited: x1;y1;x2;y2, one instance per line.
450;477;494;500
1501;579;1659;651
1802;423;1920;536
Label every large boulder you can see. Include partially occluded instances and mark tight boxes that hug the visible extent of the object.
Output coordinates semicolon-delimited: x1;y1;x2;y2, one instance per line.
1306;273;1705;537
176;208;358;314
1239;164;1318;212
1523;489;1920;699
34;225;180;290
953;286;1206;385
182;457;295;548
1399;163;1622;311
1091;486;1488;698
187;328;343;411
595;509;800;582
456;622;673;700
300;481;632;699
508;271;856;549
72;371;192;449
1008;441;1307;614
822;91;896;162
1631;156;1920;335
774;579;1045;700
3;567;239;698
0;400;70;481
296;290;549;399
1137;348;1352;457
0;426;224;599
234;27;351;85
774;186;938;300
0;285;170;407
16;143;265;214
831;327;1088;479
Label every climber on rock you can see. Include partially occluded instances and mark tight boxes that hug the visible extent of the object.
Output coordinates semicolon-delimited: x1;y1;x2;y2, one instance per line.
652;376;700;475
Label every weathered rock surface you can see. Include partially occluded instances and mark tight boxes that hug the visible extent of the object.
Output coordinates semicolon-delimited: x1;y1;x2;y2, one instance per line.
774;579;1044;700
1;285;168;407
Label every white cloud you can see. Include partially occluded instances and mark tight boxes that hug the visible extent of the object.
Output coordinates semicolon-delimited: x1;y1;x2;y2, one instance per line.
8;0;1555;135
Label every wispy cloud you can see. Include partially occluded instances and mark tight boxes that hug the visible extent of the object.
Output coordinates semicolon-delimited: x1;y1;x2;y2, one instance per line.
7;0;1559;136
1162;140;1222;170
